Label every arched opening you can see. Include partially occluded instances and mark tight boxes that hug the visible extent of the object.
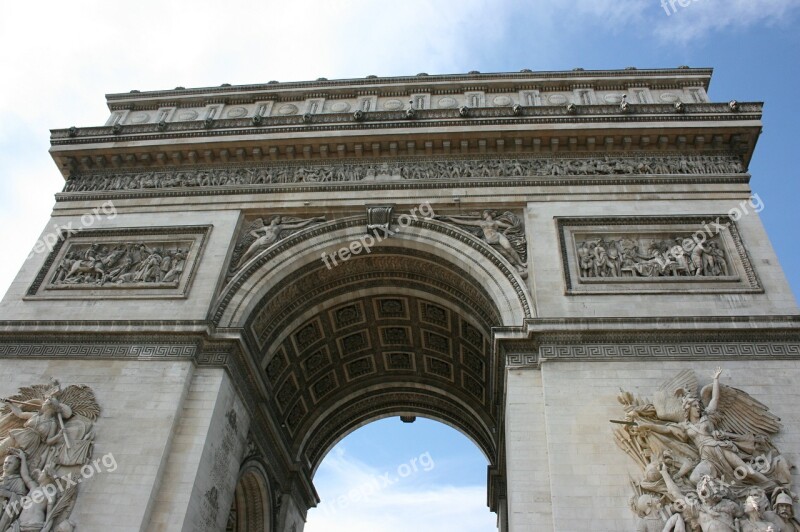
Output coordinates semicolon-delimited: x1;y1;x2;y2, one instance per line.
226;461;273;532
212;214;532;528
305;417;496;531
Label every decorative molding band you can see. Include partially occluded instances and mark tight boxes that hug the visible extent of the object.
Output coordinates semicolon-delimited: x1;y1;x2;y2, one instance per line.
103;68;714;103
506;353;539;367
506;343;800;368
540;342;800;360
59;154;745;196
51;102;760;144
0;342;197;358
56;174;750;202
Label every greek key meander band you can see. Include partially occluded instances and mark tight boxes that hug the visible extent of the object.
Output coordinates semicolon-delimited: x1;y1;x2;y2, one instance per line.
507;343;800;366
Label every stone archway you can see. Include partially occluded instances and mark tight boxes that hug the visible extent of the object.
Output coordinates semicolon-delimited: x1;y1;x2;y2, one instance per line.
226;461;273;532
212;214;533;527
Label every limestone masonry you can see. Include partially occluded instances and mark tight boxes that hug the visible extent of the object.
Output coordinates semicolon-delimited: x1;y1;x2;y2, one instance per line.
0;68;798;531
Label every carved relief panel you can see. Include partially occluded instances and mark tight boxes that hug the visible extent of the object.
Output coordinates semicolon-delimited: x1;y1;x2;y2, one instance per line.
27;226;210;299
557;217;761;294
0;379;101;531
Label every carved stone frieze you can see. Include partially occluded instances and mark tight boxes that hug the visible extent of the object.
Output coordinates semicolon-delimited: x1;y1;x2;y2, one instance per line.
613;368;798;532
60;154;745;194
51;241;191;286
0;343;197;359
574;233;730;279
557;217;762;294
27;226;210;299
0;379;101;531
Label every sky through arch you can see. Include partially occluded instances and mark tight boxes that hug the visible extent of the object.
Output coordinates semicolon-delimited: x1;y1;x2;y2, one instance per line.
305;417;496;532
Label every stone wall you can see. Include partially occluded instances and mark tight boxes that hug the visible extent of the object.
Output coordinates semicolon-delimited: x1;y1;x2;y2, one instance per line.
526;198;799;318
146;368;249;531
0;359;195;531
506;359;800;531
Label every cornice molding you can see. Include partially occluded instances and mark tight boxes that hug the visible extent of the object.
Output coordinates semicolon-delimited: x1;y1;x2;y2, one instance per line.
105;68;714;103
52;103;760;145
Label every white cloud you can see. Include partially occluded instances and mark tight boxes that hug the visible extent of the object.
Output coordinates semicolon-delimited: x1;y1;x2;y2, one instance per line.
653;0;800;43
0;0;511;296
306;447;496;532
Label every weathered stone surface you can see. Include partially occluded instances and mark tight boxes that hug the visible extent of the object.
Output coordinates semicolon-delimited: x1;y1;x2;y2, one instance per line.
0;69;797;532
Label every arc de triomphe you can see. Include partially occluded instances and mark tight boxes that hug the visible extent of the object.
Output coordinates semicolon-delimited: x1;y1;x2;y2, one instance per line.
0;68;798;531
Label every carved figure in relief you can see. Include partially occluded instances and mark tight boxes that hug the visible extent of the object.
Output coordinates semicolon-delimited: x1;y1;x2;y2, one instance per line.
0;453;27;530
637;368;788;488
51;243;190;287
0;381;98;532
740;495;779;532
62;245;108;284
578;242;594;277
577;235;730;279
772;491;800;531
6;449;78;532
232;215;326;271
62;155;749;193
0;398;71;468
434;210;528;274
661;472;742;532
614;369;796;531
630;493;667;532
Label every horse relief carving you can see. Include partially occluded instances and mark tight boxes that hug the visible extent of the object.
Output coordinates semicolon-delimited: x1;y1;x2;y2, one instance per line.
50;242;190;287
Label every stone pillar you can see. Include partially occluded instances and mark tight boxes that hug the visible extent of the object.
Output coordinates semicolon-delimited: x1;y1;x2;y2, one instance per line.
146;367;250;531
504;365;554;530
276;490;308;532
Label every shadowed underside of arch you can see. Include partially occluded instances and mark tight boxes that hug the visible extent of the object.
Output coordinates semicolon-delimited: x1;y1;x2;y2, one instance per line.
228;461;273;532
211;215;531;506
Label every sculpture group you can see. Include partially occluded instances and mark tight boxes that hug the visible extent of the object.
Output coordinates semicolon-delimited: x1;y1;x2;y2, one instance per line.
61;155;745;193
614;368;798;531
0;380;100;532
50;242;188;286
578;236;729;279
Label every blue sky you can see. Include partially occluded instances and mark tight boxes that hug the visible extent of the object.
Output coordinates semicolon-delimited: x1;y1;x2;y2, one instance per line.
1;1;799;530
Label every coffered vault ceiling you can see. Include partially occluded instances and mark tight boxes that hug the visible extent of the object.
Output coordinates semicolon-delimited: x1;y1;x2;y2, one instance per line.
242;250;504;471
